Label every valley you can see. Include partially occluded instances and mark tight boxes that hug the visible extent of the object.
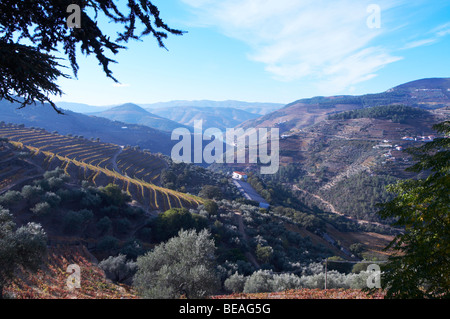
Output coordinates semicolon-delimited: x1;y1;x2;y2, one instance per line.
1;77;449;299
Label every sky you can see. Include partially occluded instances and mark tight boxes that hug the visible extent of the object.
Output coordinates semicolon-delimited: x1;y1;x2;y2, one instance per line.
53;0;450;106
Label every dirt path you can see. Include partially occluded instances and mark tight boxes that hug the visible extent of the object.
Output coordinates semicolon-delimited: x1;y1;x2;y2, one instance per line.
110;147;123;173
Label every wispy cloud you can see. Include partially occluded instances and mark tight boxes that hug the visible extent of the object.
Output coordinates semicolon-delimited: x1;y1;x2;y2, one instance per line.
401;21;450;50
401;38;437;50
181;0;404;93
433;22;450;37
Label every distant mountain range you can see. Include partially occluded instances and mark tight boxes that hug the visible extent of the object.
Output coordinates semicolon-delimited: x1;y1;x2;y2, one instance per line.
150;106;260;131
89;103;191;132
239;77;450;132
57;101;269;132
56;100;284;116
140;100;284;115
0;100;176;155
3;77;449;158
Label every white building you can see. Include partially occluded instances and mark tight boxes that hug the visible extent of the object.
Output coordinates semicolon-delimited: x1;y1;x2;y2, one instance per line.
232;171;248;181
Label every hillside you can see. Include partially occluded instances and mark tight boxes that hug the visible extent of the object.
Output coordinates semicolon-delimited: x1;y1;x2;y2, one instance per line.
141;100;284;115
3;246;138;299
0;126;395;272
0;124;203;212
90;103;191;132
213;104;449;223
0;116;404;300
150;106;260;130
239;77;450;133
0;100;176;156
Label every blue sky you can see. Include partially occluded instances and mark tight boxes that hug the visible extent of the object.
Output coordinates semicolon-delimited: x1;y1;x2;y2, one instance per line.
53;0;450;106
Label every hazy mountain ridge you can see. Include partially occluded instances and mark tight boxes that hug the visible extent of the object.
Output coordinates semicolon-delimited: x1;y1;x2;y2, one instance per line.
150;106;260;130
141;100;284;115
0;100;176;156
55;100;284;116
89;103;192;132
239;77;450;133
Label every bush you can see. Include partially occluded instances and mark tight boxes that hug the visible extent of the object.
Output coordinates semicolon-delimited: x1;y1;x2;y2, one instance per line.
134;229;220;299
98;254;137;284
224;272;246;293
272;273;302;292
243;270;274;293
99;184;131;207
203;200;218;216
99;205;120;217
21;185;43;202
120;239;145;260
114;218;132;235
0;191;23;206
97;236;119;252
153;208;207;242
255;244;273;264
31;202;52;217
96;216;112;234
136;227;152;242
63;211;84;235
198;185;223;199
42;192;61;207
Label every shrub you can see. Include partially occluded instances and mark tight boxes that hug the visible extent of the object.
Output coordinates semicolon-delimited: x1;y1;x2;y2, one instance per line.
97;236;119;252
224;272;246;293
203;200;219;216
21;185;43;202
98;254;137;284
63;211;85;235
0;191;23;206
42;192;61;207
133;229;220;299
255;244;273;264
198;185;223;199
120;239;145;260
114;218;132;235
31;202;52;216
96;216;112;234
153;208;207;242
99;184;131;207
271;273;302;292
243;270;274;293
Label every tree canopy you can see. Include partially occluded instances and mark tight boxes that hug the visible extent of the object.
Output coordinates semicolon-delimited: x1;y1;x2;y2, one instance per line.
133;229;220;299
0;0;184;112
376;121;450;298
0;207;48;298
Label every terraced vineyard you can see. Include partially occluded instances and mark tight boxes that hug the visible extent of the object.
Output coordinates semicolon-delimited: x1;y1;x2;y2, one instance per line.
0;124;203;211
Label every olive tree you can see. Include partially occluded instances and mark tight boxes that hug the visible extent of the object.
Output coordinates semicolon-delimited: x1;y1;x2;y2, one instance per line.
133;229;220;299
0;207;47;298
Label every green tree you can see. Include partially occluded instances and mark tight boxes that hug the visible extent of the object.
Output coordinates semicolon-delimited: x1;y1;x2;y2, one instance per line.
376;121;450;298
99;183;131;207
96;216;112;234
153;208;207;242
198;185;223;199
255;244;273;264
0;0;184;112
0;207;47;298
133;229;220;299
204;200;219;216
